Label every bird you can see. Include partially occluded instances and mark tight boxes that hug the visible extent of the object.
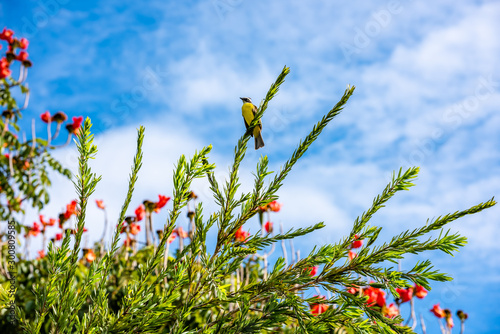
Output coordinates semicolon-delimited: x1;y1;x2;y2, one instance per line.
240;97;264;150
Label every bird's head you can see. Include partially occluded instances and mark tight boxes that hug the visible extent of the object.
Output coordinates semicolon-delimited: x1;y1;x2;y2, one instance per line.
240;97;252;104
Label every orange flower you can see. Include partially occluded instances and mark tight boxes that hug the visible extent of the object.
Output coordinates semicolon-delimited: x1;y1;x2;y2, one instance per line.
396;287;413;303
39;215;47;226
310;296;328;316
174;226;188;238
167;233;176;244
118;223;127;234
154;195;170;213
84;249;96;262
64;200;78;219
36;250;45;259
384;303;399;318
268;200;281;212
96;200;105;210
347;286;359;295
135;204;145;221
414;285;427;299
348;250;357;261
28;222;41;237
351;234;363;248
430;304;446;318
259;200;282;212
123;236;133;247
129;222;141;235
72;227;88;234
446;315;454;329
66;116;83;135
234;226;250;242
264;221;273;233
40;215;56;227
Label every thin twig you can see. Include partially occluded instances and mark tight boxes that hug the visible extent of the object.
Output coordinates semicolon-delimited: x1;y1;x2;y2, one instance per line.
280;223;287;266
30;119;36;154
420;314;427;334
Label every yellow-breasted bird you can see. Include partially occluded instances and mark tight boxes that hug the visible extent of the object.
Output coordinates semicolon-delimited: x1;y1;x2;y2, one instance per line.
240;97;264;150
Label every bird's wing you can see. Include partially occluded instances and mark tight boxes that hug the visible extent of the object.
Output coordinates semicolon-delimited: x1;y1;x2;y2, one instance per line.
252;104;262;129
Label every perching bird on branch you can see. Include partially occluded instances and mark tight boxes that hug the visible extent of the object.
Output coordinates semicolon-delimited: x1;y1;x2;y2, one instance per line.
240;97;264;150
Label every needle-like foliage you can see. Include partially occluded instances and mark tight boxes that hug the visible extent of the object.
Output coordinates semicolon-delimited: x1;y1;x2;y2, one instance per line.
9;67;496;334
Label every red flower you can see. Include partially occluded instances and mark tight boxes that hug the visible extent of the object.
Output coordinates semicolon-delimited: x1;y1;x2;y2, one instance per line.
264;221;273;233
0;66;10;79
72;227;88;234
37;250;45;260
234;226;250;242
174;226;188;238
96;200;105;210
64;200;78;219
135;204;145;221
351;235;363;248
0;67;12;79
306;266;318;276
430;304;446;318
55;233;63;241
363;286;386;307
0;57;9;67
28;221;41;237
0;28;14;43
0;57;10;79
259;200;282;212
39;215;47;226
123;236;133;247
414;285;427;299
154;195;170;213
129;222;141;235
310;296;328;316
118;223;127;234
347;286;359;294
384;303;399;318
268;200;281;212
167;233;176;244
348;250;357;261
40;111;51;123
72;116;83;128
16;51;28;61
18;38;29;49
66;116;83;135
396;287;413;303
47;218;56;227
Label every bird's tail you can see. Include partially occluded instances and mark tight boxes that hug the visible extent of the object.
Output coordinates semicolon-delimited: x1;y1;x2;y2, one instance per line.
254;131;265;150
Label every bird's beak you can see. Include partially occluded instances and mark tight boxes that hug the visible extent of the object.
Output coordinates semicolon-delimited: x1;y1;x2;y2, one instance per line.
240;97;245;101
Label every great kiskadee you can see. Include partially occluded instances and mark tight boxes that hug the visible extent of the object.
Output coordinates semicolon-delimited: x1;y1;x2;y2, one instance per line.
240;97;264;150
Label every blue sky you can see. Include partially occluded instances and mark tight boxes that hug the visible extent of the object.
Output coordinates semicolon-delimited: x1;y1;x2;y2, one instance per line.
2;0;500;332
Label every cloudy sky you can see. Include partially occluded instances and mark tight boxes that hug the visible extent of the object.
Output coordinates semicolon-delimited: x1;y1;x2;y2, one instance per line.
2;0;499;332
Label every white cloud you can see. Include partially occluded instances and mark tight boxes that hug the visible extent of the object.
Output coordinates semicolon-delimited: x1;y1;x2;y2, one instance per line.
14;4;500;326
